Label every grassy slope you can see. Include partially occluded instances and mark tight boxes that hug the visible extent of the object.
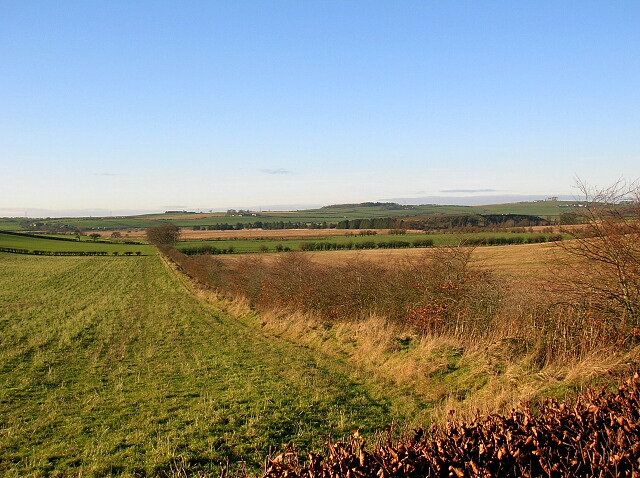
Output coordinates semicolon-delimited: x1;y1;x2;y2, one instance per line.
0;231;155;255
0;254;423;476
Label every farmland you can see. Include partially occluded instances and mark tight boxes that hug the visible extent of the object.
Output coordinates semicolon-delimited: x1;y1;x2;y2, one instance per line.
215;242;560;280
0;231;155;256
0;253;425;476
174;230;563;255
1;193;638;476
2;237;639;475
0;200;582;233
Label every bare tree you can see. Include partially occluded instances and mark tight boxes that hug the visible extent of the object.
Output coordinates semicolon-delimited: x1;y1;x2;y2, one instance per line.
555;179;640;328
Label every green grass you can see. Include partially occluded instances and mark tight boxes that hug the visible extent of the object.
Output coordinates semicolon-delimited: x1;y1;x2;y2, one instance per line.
0;232;155;255
0;253;424;476
0;219;24;231
177;231;563;254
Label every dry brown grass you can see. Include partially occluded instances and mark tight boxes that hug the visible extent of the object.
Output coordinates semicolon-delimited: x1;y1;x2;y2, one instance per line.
161;237;638;428
247;304;638;426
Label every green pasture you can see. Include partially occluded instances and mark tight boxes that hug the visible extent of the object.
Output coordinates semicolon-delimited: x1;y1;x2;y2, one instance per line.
0;253;425;476
177;231;564;254
0;232;155;255
178;233;431;254
0;219;23;231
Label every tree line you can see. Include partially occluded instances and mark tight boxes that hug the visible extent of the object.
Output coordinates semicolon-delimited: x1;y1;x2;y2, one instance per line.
185;213;552;232
298;239;434;251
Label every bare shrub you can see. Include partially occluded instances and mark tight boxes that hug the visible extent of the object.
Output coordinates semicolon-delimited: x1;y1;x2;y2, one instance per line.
187;254;230;290
259;252;320;311
401;247;503;339
553;179;640;338
325;259;395;321
227;256;269;305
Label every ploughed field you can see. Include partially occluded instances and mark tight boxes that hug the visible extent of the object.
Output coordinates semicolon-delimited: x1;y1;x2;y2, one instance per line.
0;254;419;476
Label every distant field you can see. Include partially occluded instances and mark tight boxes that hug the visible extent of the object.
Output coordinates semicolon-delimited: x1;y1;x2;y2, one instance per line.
109;227;382;240
214;241;560;280
177;232;431;254
175;231;564;255
0;200;580;232
0;231;155;255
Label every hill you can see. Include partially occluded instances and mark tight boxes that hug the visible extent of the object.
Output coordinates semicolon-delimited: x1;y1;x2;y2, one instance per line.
0;200;581;233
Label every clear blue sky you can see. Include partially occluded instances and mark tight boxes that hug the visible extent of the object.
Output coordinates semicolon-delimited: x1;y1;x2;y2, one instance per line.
2;1;639;216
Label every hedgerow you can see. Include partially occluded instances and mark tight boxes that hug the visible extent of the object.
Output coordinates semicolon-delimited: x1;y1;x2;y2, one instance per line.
260;373;640;478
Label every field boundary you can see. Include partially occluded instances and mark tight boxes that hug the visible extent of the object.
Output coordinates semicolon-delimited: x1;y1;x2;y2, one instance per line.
0;246;144;256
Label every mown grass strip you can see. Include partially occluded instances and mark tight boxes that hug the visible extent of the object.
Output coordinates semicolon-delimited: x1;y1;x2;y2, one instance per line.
0;253;423;476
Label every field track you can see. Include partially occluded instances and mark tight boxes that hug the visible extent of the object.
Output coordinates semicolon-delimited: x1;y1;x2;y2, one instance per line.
0;254;415;476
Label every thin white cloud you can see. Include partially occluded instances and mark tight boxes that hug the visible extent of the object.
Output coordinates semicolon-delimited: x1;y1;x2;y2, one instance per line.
440;189;497;193
260;168;293;175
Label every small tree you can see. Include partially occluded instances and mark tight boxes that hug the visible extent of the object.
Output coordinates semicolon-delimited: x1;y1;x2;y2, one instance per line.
146;224;181;246
557;211;581;225
89;233;101;242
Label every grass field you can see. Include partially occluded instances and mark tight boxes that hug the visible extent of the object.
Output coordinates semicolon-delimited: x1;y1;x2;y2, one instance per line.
175;231;563;255
0;253;426;476
0;232;155;255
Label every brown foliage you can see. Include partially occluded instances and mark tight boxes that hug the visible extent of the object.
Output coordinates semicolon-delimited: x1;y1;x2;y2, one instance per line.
162;241;635;361
261;372;640;478
146;224;181;245
178;247;503;340
401;247;502;338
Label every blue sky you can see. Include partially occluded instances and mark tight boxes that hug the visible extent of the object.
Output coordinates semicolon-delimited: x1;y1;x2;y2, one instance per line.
1;1;639;216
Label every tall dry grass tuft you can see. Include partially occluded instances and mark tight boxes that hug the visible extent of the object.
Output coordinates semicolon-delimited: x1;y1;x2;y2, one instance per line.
249;302;640;425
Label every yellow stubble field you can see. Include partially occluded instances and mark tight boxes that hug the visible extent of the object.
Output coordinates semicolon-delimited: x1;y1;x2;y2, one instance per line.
216;241;563;280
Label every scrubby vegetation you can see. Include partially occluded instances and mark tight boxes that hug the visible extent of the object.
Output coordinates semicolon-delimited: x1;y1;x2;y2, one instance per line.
262;373;640;478
3;181;638;476
153;181;640;477
162;182;640;367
